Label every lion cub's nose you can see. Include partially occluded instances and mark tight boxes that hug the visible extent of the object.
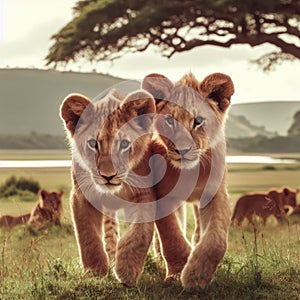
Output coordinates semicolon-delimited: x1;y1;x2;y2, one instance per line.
101;174;117;183
175;147;191;156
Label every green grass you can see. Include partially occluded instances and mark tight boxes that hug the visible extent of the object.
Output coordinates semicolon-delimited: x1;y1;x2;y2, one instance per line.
0;152;300;299
0;149;70;160
0;216;299;299
228;164;300;197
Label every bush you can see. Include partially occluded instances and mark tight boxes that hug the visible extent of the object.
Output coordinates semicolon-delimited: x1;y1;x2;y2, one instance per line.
0;175;40;199
263;165;277;171
15;177;40;194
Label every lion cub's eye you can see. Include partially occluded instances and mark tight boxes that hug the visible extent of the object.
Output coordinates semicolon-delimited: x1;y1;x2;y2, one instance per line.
120;139;131;150
194;116;205;127
165;116;175;127
87;138;98;150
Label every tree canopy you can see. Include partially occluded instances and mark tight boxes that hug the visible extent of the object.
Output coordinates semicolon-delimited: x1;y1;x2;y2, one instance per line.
46;0;300;70
288;110;300;136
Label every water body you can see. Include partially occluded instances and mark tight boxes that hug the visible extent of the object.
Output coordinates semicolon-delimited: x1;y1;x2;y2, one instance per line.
226;156;298;164
0;156;297;168
0;160;72;168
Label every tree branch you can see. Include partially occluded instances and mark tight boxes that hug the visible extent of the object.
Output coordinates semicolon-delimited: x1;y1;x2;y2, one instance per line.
45;0;300;71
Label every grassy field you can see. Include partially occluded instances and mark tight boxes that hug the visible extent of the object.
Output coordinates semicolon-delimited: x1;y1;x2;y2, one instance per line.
0;149;70;160
0;151;299;299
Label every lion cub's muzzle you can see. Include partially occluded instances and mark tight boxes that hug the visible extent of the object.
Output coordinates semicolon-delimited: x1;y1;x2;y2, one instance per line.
171;146;196;162
99;173;121;185
93;171;122;190
174;147;192;158
168;145;200;169
101;173;121;185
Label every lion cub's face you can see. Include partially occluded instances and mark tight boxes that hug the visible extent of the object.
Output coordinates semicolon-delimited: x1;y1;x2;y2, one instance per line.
142;73;234;169
38;189;63;215
60;89;155;193
281;187;299;207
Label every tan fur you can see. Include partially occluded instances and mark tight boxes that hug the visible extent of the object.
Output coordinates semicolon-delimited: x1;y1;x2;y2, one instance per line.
0;189;63;229
103;213;120;263
153;203;186;259
142;72;234;290
60;89;156;286
292;204;300;214
0;213;30;229
28;189;63;228
232;187;299;226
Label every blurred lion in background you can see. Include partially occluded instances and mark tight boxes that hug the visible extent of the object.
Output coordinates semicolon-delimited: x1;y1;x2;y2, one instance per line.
28;189;63;228
0;189;63;229
231;187;298;226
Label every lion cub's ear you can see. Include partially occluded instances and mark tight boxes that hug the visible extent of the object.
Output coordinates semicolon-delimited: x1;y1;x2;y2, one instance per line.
142;73;173;103
199;73;234;112
283;187;290;196
60;93;93;136
39;189;49;208
121;90;155;130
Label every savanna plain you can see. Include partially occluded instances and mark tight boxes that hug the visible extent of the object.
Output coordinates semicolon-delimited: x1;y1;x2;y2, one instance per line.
0;150;299;299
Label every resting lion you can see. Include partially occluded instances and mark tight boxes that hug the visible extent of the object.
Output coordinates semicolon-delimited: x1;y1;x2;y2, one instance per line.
0;189;63;229
232;187;299;226
142;72;234;290
28;189;63;228
60;88;156;286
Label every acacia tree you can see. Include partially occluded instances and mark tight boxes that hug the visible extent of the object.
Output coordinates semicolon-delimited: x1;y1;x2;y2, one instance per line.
46;0;300;70
288;111;300;136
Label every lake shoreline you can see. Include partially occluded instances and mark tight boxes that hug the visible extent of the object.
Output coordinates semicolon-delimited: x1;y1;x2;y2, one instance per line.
0;155;299;168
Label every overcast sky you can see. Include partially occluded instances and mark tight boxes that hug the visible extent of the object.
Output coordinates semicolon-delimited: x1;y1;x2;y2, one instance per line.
1;0;300;104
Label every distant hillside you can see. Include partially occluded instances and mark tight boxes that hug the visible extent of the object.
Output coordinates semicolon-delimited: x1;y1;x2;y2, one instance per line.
226;114;276;138
1;68;299;140
229;102;300;135
0;68;124;135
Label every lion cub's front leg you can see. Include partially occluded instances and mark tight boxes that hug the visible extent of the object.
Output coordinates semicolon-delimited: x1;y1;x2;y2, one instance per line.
115;221;154;286
181;189;231;290
103;213;119;263
115;197;155;286
156;211;191;281
71;191;109;276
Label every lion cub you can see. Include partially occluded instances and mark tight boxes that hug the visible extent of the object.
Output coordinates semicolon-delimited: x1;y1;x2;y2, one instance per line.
232;187;299;226
60;88;156;286
28;189;63;228
142;72;234;290
0;189;63;229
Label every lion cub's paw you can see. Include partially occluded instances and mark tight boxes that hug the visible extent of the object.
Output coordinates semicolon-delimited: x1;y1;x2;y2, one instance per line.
85;264;109;278
164;273;181;286
114;263;142;287
180;255;217;291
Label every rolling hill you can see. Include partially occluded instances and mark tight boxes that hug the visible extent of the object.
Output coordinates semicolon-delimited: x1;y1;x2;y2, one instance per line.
230;102;300;136
0;68;124;136
0;68;299;140
226;114;276;138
